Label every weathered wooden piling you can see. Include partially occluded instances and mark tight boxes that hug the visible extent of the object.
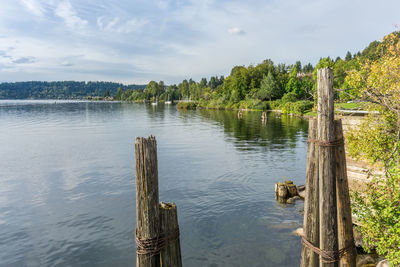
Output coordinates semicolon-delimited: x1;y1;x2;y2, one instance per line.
160;202;182;267
285;181;298;197
334;120;356;267
135;136;160;267
135;136;183;267
301;118;319;267
317;68;338;267
275;182;288;198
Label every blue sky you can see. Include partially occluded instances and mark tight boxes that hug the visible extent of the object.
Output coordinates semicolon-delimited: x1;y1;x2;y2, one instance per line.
0;0;399;84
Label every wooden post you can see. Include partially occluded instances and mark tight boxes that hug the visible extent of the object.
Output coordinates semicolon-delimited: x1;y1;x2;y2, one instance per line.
262;111;267;125
334;120;356;267
135;136;160;267
317;68;338;267
160;202;183;267
301;118;319;267
285;181;298;197
262;111;267;120
275;182;288;198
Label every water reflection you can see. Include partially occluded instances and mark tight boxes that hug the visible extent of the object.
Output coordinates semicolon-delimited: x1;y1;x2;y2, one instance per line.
0;101;308;267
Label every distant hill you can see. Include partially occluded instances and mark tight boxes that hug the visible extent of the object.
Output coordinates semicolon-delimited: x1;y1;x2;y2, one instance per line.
0;81;146;99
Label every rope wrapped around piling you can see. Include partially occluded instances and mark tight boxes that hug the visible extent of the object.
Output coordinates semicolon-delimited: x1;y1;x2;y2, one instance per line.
307;138;344;147
135;228;180;255
301;236;354;263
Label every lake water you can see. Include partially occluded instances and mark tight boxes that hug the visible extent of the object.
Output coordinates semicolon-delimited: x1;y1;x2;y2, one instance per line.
0;100;309;267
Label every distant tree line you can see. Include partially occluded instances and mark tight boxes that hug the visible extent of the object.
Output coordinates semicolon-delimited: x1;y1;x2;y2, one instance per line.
0;81;145;99
118;31;400;113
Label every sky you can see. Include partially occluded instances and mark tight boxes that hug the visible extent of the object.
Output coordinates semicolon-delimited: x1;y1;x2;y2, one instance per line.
0;0;399;85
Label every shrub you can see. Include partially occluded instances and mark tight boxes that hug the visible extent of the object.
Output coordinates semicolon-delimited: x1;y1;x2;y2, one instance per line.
176;102;197;109
348;112;400;265
280;100;313;115
291;100;314;115
268;99;283;110
281;92;298;103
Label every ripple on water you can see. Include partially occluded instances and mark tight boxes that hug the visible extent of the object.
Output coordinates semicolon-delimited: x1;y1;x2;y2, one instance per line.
0;101;307;266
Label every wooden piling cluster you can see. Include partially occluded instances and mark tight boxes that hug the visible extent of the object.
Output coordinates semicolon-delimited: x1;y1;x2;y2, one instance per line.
300;68;356;267
135;136;182;267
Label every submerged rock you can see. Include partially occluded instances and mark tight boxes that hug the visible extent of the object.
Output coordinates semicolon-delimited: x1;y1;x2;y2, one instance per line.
356;254;376;267
287;196;301;204
297;185;305;191
293;227;304;237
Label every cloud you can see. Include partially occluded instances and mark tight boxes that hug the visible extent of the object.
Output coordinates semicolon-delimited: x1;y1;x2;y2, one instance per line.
97;17;119;31
117;18;148;33
156;0;170;10
227;27;245;35
55;1;88;29
12;57;36;64
19;0;44;17
2;0;400;84
0;50;12;59
60;61;73;67
97;16;148;33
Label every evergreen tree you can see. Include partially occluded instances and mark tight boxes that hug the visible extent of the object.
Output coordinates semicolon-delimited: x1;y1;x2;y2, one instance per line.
345;51;353;61
257;71;278;101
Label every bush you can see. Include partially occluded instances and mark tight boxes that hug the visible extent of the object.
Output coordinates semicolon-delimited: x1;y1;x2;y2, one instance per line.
348;112;400;265
291;100;314;115
268;99;283;110
176;102;197;109
237;99;269;110
280;100;313;115
281;92;298;103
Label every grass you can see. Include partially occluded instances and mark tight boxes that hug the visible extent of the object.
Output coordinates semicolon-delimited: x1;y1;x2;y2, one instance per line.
335;102;367;110
304;111;317;117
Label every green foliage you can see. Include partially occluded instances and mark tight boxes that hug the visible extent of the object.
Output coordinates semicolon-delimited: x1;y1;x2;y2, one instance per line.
280;100;313;115
346;32;400;265
334;102;366;110
0;81;145;99
349;113;400;265
268;99;284;110
176;102;197;109
281;92;298;103
144;80;163;98
256;71;279;101
345;51;353;61
302;63;314;73
285;68;305;98
291;101;314;115
313;57;335;80
238;98;269;110
178;80;190;99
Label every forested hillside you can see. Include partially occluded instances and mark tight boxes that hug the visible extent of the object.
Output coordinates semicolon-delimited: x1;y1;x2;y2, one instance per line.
119;31;400;115
0;81;145;99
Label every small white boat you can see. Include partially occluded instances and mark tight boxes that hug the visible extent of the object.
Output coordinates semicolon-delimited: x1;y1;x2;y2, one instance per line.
151;101;158;106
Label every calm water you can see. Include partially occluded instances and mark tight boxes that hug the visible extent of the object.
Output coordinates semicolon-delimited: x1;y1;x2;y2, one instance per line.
0;100;309;267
